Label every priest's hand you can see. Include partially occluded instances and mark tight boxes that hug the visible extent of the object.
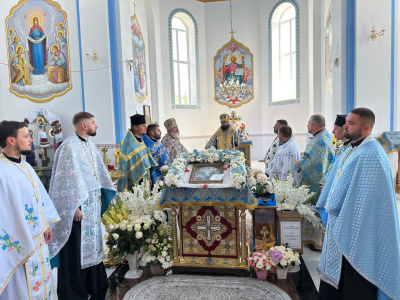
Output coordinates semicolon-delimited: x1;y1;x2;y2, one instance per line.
296;160;301;169
74;208;83;222
44;228;53;244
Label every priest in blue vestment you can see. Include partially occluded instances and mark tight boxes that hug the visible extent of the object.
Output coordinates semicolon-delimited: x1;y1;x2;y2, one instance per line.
317;108;400;300
320;114;351;185
143;124;171;183
117;114;157;192
297;114;335;204
161;118;188;161
49;112;116;300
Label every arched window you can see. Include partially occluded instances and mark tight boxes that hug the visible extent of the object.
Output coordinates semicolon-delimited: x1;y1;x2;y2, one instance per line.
269;0;300;105
168;9;200;109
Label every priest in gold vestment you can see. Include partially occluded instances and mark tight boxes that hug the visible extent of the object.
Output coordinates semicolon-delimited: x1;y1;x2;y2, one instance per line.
205;113;242;150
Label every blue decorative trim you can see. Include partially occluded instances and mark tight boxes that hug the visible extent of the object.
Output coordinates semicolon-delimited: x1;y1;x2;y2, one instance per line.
346;0;355;113
168;8;200;109
268;0;300;106
76;0;85;111
390;0;395;131
107;0;123;143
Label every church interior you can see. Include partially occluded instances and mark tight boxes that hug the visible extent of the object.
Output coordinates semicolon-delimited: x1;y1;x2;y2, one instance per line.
1;0;400;299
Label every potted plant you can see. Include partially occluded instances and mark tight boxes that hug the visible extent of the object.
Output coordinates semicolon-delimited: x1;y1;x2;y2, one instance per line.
268;244;301;279
247;250;274;280
249;171;274;198
139;220;173;276
103;180;165;278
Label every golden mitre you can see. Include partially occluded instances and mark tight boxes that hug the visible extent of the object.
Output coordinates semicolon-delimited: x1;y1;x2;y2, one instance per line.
219;113;230;122
164;118;178;130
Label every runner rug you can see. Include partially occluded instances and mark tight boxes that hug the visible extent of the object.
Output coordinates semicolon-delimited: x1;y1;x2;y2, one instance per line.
123;275;291;300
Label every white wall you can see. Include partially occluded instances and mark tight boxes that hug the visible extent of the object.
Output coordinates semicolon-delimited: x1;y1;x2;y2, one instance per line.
354;0;392;135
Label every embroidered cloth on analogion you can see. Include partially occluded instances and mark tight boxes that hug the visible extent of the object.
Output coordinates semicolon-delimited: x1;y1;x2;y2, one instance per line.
377;131;400;153
159;186;257;210
316;135;400;300
117;131;157;192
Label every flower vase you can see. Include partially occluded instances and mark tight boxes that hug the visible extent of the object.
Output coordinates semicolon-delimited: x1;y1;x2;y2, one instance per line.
125;251;143;279
255;269;268;281
276;266;289;279
151;264;167;275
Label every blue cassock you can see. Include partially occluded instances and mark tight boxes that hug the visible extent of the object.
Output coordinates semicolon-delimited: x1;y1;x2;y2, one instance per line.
316;135;400;300
142;135;172;183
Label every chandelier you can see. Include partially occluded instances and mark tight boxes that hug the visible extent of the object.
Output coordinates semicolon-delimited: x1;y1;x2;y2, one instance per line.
218;0;250;102
219;76;250;100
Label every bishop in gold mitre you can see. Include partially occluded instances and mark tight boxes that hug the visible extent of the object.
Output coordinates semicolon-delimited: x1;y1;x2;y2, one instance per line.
205;113;242;150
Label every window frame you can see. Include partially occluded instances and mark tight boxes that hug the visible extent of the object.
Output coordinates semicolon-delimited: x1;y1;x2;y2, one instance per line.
168;8;200;109
268;0;300;106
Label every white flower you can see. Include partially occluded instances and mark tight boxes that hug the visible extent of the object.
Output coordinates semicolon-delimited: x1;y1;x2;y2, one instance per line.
249;177;257;187
120;223;127;231
256;173;268;184
127;224;133;232
108;224;115;231
135;231;143;239
279;259;288;266
160;165;169;172
112;233;119;240
134;224;141;232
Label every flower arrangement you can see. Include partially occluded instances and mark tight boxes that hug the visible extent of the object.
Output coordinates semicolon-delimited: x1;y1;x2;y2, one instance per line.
160;165;169;177
268;244;301;269
332;135;343;154
249;171;274;196
271;173;323;230
247;250;274;271
139;221;173;275
102;180;167;260
164;147;249;190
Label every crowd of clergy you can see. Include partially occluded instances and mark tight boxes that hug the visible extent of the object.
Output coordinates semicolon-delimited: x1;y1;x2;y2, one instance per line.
0;106;400;300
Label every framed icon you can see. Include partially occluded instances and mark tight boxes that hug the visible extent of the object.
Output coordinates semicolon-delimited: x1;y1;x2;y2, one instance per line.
189;163;224;184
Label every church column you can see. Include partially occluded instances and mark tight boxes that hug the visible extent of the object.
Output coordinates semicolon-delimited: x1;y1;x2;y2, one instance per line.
107;0;123;143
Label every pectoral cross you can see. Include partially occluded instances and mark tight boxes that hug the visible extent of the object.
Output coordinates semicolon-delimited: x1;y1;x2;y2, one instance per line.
260;226;269;242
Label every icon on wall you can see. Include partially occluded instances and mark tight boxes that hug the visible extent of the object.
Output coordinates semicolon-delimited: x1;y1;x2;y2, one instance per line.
6;0;72;103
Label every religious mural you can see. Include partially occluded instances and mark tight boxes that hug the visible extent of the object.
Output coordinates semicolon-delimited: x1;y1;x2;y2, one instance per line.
214;38;254;108
324;2;332;93
6;0;71;103
131;13;148;102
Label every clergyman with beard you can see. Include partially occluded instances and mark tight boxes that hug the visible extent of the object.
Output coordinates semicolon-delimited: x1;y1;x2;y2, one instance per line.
143;124;172;183
48;111;116;300
117;114;157;192
161;118;188;160
205;113;242;150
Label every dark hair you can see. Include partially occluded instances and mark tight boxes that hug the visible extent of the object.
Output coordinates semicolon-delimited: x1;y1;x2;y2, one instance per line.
350;107;375;129
146;124;159;136
310;114;325;128
276;119;288;126
0;121;26;148
278;125;292;138
72;112;94;126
